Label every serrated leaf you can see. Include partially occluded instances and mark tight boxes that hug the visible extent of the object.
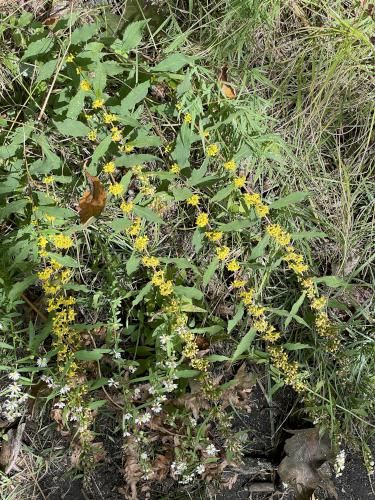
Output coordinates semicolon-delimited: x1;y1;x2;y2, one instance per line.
0;199;29;219
270;191;310;210
107;217;132;233
54;119;90;137
152;53;193;73
126;253;140;276
120;80;150;113
203;257;218;287
112;20;147;54
171;187;193;201
67;89;86;120
9;276;36;302
232;328;256;361
36;59;58;83
70;23;100;45
22;37;54;60
192;228;203;253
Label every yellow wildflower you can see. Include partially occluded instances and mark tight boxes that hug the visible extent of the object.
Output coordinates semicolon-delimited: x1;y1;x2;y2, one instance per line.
92;99;105;109
127;217;142;236
263;325;281;343
184;113;192;124
216;246;230;261
109;183;124;196
175;102;182;110
103;113;118;124
142;256;160;268
254;318;269;332
85;114;93;120
232;280;246;288
50;259;62;270
170;163;181;174
159;280;173;296
164;144;172;153
227;259;240;272
289;262;309;275
53;234;73;249
187;194;200;207
66;54;75;63
223;160;236;171
111;127;122;142
80;80;91;92
152;270;165;286
311;297;327;310
244;193;261;206
191;358;209;371
196;212;209;228
120;144;134;153
43;175;54;185
38;268;53;281
120;201;134;214
266;224;291;247
205;231;223;242
44;214;56;223
134;235;148;252
234;176;246;188
76;67;83;75
87;130;97;141
207;144;219;157
103;161;115;174
248;304;266;317
255;204;270;218
240;289;254;305
60;269;72;284
38;236;48;248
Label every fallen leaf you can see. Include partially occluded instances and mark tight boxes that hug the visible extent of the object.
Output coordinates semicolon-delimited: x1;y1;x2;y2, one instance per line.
123;435;143;500
0;423;25;474
278;428;336;500
78;170;106;224
219;66;236;100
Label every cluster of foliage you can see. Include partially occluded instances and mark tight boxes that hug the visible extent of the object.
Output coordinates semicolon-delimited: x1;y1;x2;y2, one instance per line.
0;2;374;495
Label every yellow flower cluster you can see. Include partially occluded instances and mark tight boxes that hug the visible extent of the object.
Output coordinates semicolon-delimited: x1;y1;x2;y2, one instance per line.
187;194;200;207
205;231;223;242
227;259;240;272
120;200;134;214
207;144;219;157
178;326;209;372
134;235;148;252
128;217;142;236
151;270;173;296
223;160;236;171
196;212;209;228
216;246;230;261
244;193;269;218
53;234;73;250
92;99;105;109
87;130;97;141
142;256;160;267
267;346;304;392
111;127;122;142
103;113;118;124
170;163;181;174
267;224;291;246
80;80;91;92
103;161;115;174
234;176;246;188
109;183;124;196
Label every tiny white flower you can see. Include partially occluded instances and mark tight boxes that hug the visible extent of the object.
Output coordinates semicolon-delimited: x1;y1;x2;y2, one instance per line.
111;350;122;359
124;412;132;420
196;464;205;474
205;443;219;456
8;383;22;397
8;371;20;381
133;388;141;399
152;403;162;414
123;431;131;437
36;357;48;368
190;417;197;427
60;385;70;395
140;452;148;460
128;366;136;373
69;414;78;422
74;406;83;413
108;378;119;388
54;402;65;409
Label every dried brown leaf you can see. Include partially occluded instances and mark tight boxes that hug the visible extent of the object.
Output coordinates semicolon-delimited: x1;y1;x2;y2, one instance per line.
78;171;106;223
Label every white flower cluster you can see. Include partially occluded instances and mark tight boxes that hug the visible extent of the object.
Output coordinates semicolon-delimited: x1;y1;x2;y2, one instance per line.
0;373;28;422
334;449;346;477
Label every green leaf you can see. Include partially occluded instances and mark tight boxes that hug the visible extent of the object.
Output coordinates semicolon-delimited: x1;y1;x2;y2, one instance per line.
232;328;256;361
0;342;14;349
107;217;132;233
315;276;347;288
175;369;200;378
249;235;270;261
115;154;160;168
0;199;29;219
120;81;150;113
134;205;164;224
207;354;230;362
171;187;193;201
87;400;107;410
126;253;140;276
22;37;54;60
54;119;90;137
211;184;234;202
70;23;100;45
192;228;203;253
111;20;147;54
47;253;79;268
292;231;327;240
9;276;37;302
38;206;76;218
132;282;152;306
285;292;306;327
152;53;193;73
284;343;312;351
228;303;245;334
37;59;58;83
75;349;109;361
270;191;310;210
203;257;218;287
174;286;203;301
67;89;86;120
88;135;112;174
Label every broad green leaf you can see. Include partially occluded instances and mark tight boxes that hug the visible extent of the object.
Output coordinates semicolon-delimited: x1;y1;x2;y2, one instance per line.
87;400;107;410
107;217;132;233
70;23;99;45
203;257;218;287
88;135;112;173
284;343;312;351
54;119;90;137
75;349;109;361
37;59;58;83
132;282;152;306
134;205;164;224
47;252;79;268
232;328;256;361
174;286;203;301
207;354;230;362
67;89;86;120
249;234;270;260
315;276;347;288
152;53;193;73
218;219;253;233
175;369;200;378
120;81;150;113
22;37;54;60
211;184;234;202
270;191;310;210
0;199;28;219
131;134;162;148
227;303;245;334
192;228;203;253
126;254;140;276
111;20;147;54
0;177;20;194
172;187;193;201
0;342;14;349
39;206;76;218
9;276;37;302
